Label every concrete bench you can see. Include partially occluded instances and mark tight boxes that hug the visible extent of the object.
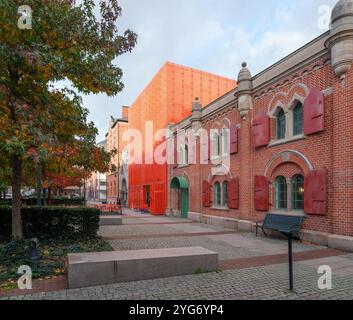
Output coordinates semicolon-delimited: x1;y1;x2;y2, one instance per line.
68;247;218;289
99;216;123;226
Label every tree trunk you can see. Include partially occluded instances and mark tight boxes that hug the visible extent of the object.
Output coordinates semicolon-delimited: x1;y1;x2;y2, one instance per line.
42;188;45;206
83;179;86;206
37;163;42;206
12;155;23;239
48;186;52;206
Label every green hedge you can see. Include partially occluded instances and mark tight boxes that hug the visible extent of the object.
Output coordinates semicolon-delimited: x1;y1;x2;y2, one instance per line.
0;206;100;241
0;199;11;206
0;198;84;207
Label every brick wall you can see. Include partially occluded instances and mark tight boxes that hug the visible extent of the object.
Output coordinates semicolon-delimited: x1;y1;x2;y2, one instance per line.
171;57;353;237
106;120;129;204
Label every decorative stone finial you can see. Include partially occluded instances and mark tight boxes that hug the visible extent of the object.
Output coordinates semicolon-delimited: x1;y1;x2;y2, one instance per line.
192;97;202;112
191;98;202;131
236;62;253;119
332;0;353;24
327;0;353;78
237;62;252;90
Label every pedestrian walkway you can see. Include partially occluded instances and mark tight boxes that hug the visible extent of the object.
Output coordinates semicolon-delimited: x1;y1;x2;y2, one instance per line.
2;209;353;300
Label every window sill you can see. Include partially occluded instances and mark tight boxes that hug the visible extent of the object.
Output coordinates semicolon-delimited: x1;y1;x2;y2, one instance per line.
271;209;305;217
177;164;190;169
211;156;221;162
211;206;230;211
210;155;230;164
268;134;306;148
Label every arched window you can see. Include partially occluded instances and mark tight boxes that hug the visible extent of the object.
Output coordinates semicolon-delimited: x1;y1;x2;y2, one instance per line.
222;181;228;207
275;176;287;209
213;132;221;158
291;175;304;210
178;146;183;166
121;179;127;204
217;135;221;157
222;129;229;156
293;102;304;136
277;109;286;140
184;145;189;165
214;182;221;207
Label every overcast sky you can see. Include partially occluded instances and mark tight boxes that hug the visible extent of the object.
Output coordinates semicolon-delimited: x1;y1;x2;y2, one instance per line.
80;0;337;142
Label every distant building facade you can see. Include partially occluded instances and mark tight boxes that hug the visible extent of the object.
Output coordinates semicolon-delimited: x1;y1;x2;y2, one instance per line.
86;140;107;203
106;106;129;204
119;148;129;207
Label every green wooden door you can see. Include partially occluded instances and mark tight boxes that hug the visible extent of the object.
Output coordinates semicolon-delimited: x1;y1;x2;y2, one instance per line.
180;189;189;219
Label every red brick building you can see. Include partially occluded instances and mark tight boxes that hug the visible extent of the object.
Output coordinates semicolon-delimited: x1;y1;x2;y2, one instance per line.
169;0;353;245
106;106;129;204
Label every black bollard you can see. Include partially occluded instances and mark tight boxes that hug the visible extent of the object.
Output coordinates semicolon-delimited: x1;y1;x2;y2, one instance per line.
288;233;294;291
28;238;41;262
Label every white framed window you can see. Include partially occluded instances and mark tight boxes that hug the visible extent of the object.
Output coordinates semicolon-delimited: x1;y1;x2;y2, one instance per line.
277;109;286;140
184;145;189;165
222;128;230;156
211;132;221;159
293;102;304;136
214;182;221;207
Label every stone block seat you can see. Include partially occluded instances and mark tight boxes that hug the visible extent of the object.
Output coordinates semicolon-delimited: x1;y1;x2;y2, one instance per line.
68;247;219;289
99;216;123;226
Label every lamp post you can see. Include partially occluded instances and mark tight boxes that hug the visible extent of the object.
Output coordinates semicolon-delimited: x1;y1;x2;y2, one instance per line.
288;232;294;291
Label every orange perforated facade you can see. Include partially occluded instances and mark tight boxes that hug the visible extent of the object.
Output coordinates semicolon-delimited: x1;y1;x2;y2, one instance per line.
128;62;236;214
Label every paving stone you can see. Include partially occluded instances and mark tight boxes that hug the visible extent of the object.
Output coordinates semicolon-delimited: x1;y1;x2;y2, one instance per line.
2;213;353;301
3;262;353;300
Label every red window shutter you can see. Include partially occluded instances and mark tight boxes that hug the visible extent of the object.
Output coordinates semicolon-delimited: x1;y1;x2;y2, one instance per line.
304;169;327;215
252;113;270;148
304;89;325;136
228;178;239;209
202;181;211;207
230;124;238;155
254;176;269;211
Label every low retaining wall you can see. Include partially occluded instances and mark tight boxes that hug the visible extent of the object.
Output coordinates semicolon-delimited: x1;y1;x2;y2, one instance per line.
100;217;123;226
188;212;353;253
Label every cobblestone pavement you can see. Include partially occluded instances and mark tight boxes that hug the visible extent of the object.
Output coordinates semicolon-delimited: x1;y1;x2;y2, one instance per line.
3;259;353;300
98;218;228;238
109;236;255;260
2;211;353;300
103;214;322;260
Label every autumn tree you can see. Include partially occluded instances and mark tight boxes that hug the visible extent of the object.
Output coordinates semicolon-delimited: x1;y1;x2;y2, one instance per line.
24;89;115;202
0;0;137;238
0;153;11;198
